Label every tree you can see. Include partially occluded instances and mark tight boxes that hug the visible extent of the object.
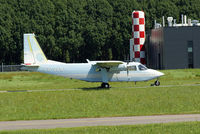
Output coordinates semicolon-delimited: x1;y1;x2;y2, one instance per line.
0;0;200;64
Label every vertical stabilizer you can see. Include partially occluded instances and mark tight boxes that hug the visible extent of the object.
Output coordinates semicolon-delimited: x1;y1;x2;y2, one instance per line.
24;34;47;65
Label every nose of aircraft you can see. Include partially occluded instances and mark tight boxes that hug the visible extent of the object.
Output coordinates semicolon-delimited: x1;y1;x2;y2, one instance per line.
158;71;165;76
148;69;164;78
155;70;164;77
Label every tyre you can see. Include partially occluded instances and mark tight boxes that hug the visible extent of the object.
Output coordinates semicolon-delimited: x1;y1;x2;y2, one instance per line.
104;83;110;88
101;83;110;88
154;80;160;86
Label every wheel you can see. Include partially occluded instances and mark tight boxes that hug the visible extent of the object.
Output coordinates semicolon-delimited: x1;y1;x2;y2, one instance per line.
154;80;160;86
101;83;110;88
104;83;110;88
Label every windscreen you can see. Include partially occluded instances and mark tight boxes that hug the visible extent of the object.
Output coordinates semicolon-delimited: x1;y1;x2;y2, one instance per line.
138;64;147;71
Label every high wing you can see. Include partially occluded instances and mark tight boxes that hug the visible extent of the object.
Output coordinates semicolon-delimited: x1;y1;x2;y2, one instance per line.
87;60;124;86
87;59;124;68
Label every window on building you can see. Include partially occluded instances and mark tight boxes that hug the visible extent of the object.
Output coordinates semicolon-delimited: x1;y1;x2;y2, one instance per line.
187;41;194;68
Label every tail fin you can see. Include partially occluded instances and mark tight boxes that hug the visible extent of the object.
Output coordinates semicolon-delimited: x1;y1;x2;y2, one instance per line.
24;33;47;65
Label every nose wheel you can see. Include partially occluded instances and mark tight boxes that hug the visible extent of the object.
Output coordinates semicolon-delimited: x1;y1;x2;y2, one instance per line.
151;80;160;86
155;80;160;86
101;83;110;88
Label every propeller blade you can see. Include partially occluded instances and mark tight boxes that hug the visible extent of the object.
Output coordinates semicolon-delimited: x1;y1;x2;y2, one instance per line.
127;64;129;76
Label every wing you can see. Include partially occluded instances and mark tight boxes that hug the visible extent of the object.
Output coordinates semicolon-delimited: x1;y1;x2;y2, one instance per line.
87;60;124;68
95;61;123;68
87;60;124;83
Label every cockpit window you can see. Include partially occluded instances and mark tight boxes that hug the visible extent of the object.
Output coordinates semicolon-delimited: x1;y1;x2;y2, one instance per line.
128;65;137;71
138;64;147;71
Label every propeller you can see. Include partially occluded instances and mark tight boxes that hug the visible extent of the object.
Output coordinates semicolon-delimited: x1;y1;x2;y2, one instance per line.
126;55;130;76
127;65;129;76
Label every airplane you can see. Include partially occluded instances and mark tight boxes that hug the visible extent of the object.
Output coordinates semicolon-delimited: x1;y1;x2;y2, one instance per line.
22;33;164;88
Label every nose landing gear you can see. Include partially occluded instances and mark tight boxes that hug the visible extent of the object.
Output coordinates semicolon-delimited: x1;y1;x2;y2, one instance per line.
151;80;160;86
154;80;160;86
101;83;110;88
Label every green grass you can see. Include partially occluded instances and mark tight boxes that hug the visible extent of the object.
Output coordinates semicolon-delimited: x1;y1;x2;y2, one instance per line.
0;69;200;91
0;84;200;121
1;122;200;134
0;72;100;90
0;69;200;121
161;69;200;85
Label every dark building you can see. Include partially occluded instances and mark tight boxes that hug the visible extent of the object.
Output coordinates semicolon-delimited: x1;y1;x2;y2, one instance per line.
146;26;200;69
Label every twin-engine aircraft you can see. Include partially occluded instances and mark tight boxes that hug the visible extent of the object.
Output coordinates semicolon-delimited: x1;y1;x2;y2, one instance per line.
22;34;164;88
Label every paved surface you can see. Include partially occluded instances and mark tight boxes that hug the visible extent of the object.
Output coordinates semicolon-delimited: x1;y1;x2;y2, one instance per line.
0;114;200;131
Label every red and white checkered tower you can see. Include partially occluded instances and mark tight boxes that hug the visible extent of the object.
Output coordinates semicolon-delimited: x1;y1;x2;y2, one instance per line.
130;11;146;64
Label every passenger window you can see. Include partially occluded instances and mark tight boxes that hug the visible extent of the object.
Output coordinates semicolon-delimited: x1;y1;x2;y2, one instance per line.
128;65;137;71
138;64;147;71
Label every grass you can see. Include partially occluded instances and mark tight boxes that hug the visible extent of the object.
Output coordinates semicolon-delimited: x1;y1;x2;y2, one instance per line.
0;69;200;121
0;69;200;91
1;122;200;134
0;72;100;91
0;83;200;121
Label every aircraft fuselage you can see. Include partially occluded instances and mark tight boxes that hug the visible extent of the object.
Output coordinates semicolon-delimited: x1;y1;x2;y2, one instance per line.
26;60;163;83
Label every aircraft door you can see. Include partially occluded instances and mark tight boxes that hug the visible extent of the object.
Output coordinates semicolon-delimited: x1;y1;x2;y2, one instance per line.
127;65;137;81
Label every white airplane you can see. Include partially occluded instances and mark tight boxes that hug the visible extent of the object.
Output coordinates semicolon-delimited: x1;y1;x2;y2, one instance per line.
22;33;164;88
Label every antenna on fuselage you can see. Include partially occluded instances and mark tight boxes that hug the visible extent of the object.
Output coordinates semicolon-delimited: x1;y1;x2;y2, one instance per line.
86;59;90;63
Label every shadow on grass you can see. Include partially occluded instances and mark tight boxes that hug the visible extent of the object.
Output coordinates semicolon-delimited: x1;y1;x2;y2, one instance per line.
80;87;110;91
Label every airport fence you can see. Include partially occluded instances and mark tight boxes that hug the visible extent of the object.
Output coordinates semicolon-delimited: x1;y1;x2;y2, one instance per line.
0;63;23;72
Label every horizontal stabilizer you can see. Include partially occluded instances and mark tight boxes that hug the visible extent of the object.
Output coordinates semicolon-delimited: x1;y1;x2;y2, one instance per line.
21;63;40;67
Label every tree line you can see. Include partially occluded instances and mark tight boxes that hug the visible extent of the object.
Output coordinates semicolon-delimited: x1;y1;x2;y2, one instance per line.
0;0;200;64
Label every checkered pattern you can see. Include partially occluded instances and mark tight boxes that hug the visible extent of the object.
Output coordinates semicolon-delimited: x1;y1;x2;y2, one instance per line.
131;11;146;65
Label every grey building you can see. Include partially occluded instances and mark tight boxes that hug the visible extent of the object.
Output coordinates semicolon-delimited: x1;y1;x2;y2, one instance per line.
146;26;200;69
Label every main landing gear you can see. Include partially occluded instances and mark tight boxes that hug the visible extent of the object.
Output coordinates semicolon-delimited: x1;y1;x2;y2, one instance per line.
151;80;160;86
101;83;110;88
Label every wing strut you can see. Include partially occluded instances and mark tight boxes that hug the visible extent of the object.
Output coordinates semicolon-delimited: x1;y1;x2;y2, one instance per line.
101;68;108;83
